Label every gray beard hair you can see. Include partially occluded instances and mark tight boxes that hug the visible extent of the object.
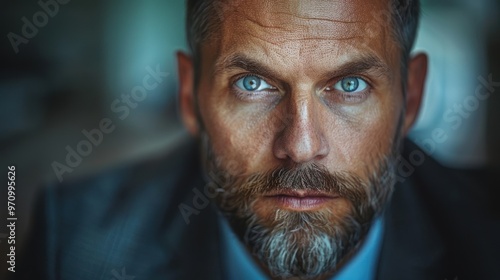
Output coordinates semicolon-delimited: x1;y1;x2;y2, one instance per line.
244;209;364;279
200;132;399;279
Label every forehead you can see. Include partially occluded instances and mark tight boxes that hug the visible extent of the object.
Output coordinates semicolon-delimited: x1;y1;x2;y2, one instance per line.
204;0;399;76
218;0;383;38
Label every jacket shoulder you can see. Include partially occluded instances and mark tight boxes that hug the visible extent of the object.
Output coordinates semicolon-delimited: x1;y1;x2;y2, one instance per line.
16;135;222;280
377;139;500;279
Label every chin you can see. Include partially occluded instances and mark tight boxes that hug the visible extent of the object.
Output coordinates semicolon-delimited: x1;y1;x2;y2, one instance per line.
234;204;369;279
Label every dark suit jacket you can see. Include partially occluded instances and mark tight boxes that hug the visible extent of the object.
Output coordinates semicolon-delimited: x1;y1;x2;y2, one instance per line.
14;137;500;280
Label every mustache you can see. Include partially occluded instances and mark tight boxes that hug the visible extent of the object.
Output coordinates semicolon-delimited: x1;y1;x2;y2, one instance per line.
212;163;369;205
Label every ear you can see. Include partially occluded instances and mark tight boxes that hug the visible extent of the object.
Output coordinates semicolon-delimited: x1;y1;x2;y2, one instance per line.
177;51;199;136
403;53;428;135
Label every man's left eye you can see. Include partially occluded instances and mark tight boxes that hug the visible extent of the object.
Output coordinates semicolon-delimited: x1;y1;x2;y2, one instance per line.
235;75;275;92
332;77;368;93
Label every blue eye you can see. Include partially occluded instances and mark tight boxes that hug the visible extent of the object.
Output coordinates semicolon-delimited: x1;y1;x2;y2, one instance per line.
333;77;368;93
235;75;275;92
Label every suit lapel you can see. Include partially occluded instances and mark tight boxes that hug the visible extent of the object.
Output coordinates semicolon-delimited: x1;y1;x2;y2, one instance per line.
376;141;451;279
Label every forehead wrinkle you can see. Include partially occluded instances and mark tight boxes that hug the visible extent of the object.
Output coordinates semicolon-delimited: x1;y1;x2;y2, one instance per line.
222;0;370;45
234;28;304;66
240;13;366;43
273;11;366;24
212;0;399;84
243;10;366;31
226;21;368;72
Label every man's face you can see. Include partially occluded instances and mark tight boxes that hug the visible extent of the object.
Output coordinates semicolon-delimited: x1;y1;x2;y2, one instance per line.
197;0;402;184
179;0;425;278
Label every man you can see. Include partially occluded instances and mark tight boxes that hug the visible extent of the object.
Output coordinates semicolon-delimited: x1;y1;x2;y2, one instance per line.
15;0;499;279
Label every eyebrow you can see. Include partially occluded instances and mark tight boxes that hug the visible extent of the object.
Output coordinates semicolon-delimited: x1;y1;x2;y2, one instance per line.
214;53;283;80
213;52;392;82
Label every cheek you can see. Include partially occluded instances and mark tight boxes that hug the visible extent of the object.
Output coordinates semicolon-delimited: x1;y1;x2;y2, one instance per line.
199;93;279;175
324;93;401;173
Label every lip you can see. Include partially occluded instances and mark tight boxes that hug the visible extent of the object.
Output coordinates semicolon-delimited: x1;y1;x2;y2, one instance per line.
264;190;339;211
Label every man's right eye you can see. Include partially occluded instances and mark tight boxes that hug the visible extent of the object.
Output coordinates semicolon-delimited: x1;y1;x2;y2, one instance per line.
235;75;275;92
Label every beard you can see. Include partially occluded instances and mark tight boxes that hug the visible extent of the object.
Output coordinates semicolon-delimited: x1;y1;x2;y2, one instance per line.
200;132;399;279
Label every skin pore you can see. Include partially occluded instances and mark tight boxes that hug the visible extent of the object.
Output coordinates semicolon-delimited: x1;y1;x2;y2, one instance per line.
178;0;427;279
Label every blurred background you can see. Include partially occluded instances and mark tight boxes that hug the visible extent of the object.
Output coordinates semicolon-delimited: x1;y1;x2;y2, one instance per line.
0;0;499;275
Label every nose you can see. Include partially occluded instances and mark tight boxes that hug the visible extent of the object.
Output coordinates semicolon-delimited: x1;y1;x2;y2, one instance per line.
273;93;330;164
